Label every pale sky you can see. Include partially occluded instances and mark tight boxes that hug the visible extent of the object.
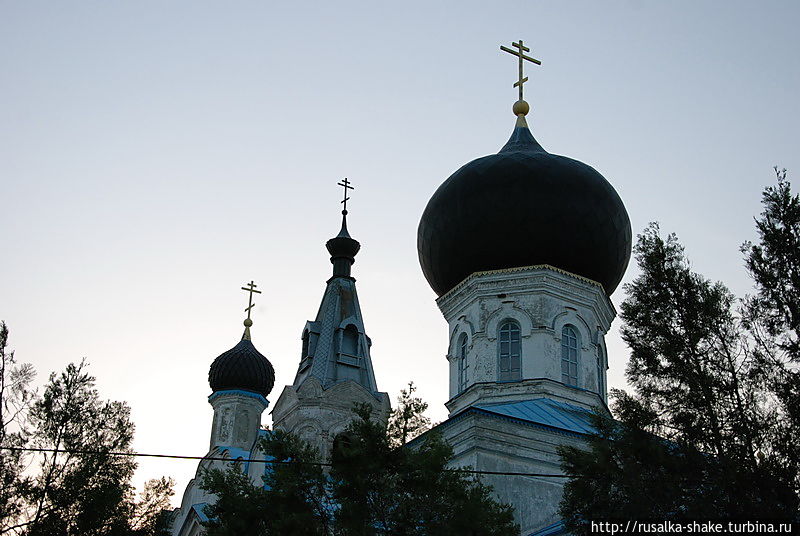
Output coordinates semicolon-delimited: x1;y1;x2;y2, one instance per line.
2;1;799;504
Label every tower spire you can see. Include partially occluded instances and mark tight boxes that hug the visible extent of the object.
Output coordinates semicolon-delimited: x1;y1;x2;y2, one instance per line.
272;179;390;459
327;178;361;278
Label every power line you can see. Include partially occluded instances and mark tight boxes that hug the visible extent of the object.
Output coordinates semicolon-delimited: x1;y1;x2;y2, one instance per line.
0;445;572;478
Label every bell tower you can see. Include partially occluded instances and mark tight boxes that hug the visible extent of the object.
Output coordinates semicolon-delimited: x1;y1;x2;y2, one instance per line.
272;180;390;459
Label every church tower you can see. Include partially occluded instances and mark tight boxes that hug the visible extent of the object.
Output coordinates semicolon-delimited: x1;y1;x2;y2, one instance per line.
272;181;391;459
172;283;276;536
414;41;632;535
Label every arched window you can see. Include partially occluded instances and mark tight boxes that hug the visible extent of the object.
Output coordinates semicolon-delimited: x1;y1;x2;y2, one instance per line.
341;325;359;356
302;329;310;358
597;347;606;400
498;321;521;381
457;333;468;392
561;326;579;386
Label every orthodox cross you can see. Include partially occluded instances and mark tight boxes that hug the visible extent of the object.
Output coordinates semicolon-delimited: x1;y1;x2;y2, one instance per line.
241;280;262;321
500;40;541;101
338;178;354;214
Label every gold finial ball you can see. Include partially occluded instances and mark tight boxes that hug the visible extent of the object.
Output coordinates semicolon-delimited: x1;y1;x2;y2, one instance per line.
513;99;530;116
244;318;253;327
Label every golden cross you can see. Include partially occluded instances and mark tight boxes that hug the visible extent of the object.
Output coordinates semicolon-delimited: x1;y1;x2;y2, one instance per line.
240;280;262;320
338;178;354;214
500;40;541;101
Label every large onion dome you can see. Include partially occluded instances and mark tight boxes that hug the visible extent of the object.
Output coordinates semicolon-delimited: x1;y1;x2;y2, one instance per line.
208;321;275;398
417;110;631;297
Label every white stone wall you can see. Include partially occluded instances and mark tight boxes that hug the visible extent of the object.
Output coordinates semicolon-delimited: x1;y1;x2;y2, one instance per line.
438;265;614;415
271;377;391;461
171;391;270;536
208;391;267;451
439;410;590;536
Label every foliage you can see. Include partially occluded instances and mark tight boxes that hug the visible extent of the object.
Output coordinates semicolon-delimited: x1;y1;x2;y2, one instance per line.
561;410;727;522
332;404;517;536
130;477;177;536
200;461;273;536
24;361;138;535
201;389;518;536
386;382;431;447
202;431;331;536
617;224;764;459
0;322;35;529
743;168;800;356
0;336;174;536
559;170;800;533
741;167;800;493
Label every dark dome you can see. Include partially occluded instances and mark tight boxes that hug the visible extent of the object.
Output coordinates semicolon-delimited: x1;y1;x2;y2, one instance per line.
209;338;275;398
417;122;631;297
326;216;361;260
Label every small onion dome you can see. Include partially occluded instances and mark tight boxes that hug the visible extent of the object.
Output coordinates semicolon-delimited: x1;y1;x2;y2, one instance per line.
208;323;275;398
417;116;631;297
326;211;361;278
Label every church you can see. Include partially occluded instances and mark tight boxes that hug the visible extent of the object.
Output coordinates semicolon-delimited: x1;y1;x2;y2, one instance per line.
170;41;632;536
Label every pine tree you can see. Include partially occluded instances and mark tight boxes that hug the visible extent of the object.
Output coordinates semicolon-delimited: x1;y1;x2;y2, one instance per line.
559;171;800;531
0;343;175;536
0;322;35;530
741;167;800;502
386;382;431;448
743;168;800;356
201;388;518;535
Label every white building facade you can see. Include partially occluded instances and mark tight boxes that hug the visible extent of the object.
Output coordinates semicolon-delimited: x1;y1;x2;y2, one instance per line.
417;265;617;535
172;80;631;536
171;329;276;536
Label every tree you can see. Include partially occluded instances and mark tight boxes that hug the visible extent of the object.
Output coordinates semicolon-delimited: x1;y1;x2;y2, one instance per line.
201;388;518;535
386;382;431;447
0;337;175;536
559;171;800;532
743;168;800;356
23;360;138;535
0;322;35;528
741;167;800;494
331;404;517;536
559;408;735;523
130;477;177;536
202;430;331;536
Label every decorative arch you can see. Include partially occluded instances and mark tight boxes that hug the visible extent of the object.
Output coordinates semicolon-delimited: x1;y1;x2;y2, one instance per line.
449;318;475;356
294;420;324;446
338;316;360;330
340;324;359;356
486;306;533;341
328;421;351;442
551;310;591;348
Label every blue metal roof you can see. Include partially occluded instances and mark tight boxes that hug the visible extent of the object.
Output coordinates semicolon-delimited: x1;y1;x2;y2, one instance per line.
191;503;210;523
472;398;598;436
526;519;567;536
